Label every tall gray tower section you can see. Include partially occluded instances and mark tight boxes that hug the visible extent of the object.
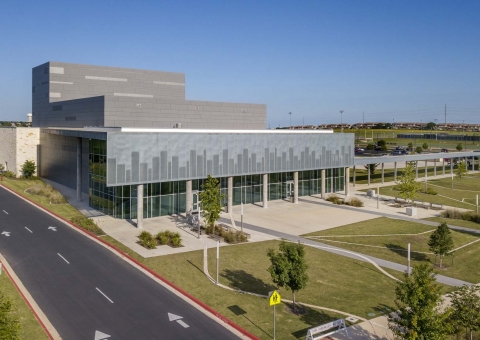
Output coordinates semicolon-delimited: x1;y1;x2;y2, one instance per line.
32;62;266;129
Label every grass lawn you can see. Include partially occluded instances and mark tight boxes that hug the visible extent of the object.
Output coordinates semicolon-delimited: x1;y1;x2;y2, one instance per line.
302;217;480;284
425;217;480;231
1;178;85;221
206;240;398;320
104;236;403;338
374;174;480;210
0;267;50;340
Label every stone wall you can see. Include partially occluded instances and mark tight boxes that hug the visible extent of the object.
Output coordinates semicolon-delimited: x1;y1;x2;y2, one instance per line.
15;128;40;177
0;128;16;173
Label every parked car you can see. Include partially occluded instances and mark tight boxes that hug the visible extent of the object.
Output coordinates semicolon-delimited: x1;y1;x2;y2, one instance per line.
390;150;408;156
440;148;449;153
395;146;405;150
374;146;383;151
354;147;364;153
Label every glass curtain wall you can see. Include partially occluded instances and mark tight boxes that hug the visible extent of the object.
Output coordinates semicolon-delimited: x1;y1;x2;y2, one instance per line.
89;139;186;219
89;139;345;219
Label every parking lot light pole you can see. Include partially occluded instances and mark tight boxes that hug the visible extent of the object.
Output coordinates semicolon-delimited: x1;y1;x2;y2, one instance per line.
340;110;344;133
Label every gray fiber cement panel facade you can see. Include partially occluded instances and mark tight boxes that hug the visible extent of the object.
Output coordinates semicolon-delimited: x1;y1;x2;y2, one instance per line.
106;131;354;187
32;62;266;129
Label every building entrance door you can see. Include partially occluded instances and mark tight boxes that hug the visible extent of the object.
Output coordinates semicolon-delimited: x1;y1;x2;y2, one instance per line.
192;191;199;213
285;181;294;201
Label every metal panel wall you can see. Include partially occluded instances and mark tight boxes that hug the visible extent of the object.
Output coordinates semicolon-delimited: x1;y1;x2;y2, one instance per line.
107;132;354;186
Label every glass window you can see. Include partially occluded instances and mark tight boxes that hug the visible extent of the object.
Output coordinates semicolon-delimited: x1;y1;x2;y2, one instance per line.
178;193;186;214
269;173;280;183
233;187;242;205
233;176;242;187
178;181;186;193
161;195;174;216
161;182;174;195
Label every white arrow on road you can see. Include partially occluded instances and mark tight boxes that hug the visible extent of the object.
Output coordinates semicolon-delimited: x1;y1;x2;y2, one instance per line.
94;331;111;340
168;313;189;328
48;226;57;231
1;231;11;237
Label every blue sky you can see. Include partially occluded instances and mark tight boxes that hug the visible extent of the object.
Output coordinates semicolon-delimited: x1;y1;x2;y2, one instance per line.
1;0;479;126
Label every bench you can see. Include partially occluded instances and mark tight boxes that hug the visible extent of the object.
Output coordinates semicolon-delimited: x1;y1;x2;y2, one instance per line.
209;234;224;242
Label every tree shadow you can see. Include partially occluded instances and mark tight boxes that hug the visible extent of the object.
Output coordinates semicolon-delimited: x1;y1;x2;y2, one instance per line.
371;303;395;318
221;269;277;295
227;305;272;339
291;304;339;339
384;243;430;262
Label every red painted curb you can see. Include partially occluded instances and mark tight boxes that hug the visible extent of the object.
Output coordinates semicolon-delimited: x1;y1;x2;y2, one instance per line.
0;183;260;340
1;260;54;340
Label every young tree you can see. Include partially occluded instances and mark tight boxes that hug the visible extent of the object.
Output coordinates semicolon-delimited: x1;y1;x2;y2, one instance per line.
426;122;437;130
366;143;375;151
388;264;450;340
455;161;468;180
267;241;308;311
415;146;423;154
408;142;414;150
21;160;36;178
397;162;420;203
364;163;379;175
449;285;480;340
428;222;454;268
199;175;226;228
0;289;21;340
422;142;429;150
0;163;4;172
456;143;463;151
377;139;386;147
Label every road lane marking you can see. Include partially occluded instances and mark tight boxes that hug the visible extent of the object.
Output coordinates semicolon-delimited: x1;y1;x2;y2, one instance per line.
25;227;33;233
1;231;11;237
94;330;111;340
57;253;70;264
177;320;189;328
95;288;114;303
2;210;8;214
168;313;189;328
48;226;57;231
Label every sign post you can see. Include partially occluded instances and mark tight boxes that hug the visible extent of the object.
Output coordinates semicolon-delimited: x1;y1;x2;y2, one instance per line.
377;186;380;209
216;240;219;285
269;290;281;340
241;203;244;233
476;194;478;215
408;243;411;276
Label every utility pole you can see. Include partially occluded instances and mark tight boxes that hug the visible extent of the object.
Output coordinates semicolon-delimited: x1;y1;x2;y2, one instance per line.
444;104;446;126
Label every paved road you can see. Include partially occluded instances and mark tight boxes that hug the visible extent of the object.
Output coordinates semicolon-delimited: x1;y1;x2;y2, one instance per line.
0;187;239;340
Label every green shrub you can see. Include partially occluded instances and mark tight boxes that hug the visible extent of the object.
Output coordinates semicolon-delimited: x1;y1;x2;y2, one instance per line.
440;209;480;223
26;184;66;204
158;234;169;245
326;194;343;205
2;171;15;178
421;187;438;195
156;230;182;247
345;197;364;207
70;216;105;236
171;234;182;247
137;231;156;249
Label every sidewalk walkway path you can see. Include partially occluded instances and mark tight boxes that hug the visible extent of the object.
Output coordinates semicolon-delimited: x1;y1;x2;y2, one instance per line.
219;217;471;287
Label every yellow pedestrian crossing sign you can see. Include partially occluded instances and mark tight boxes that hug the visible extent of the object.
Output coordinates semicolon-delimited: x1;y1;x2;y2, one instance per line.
269;290;281;306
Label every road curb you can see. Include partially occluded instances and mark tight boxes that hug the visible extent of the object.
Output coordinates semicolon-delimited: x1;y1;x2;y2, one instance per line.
0;183;259;340
0;253;61;340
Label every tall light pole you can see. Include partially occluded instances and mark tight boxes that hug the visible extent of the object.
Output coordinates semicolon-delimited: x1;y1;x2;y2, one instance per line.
289;112;292;128
340;110;344;133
